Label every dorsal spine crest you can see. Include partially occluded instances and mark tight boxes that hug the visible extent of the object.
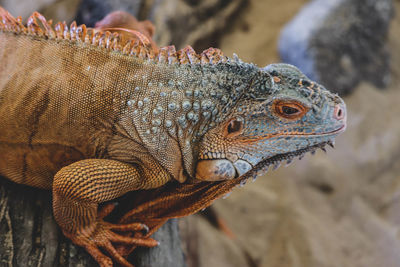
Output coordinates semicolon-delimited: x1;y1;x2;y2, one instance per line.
0;7;228;66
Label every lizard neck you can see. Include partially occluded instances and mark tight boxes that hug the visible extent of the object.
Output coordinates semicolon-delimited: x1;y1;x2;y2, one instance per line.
117;61;258;182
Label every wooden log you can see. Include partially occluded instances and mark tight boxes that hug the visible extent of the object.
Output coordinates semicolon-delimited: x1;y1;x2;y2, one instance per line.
0;177;186;267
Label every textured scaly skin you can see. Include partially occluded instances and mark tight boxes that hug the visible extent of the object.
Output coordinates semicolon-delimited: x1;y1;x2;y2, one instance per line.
0;7;347;267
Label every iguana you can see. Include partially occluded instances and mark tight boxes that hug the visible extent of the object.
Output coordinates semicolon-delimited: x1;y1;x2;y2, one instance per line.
0;7;346;267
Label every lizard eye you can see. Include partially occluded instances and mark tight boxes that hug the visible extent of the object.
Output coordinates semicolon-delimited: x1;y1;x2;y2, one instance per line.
282;106;299;115
225;118;244;138
274;100;308;119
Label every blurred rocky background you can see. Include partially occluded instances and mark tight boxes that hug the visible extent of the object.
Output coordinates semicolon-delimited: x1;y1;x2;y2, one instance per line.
0;0;399;266
280;0;394;95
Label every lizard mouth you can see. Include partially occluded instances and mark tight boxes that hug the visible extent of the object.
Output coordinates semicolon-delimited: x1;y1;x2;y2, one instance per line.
260;124;347;139
317;125;346;136
235;140;334;186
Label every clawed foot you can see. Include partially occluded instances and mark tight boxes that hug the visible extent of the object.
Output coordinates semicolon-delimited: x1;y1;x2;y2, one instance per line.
64;203;158;267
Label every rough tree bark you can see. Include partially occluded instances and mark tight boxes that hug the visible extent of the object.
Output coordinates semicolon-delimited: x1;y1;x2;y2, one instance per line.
0;178;185;267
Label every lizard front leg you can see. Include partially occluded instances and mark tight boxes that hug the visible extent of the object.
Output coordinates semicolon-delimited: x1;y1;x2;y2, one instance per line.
52;159;169;267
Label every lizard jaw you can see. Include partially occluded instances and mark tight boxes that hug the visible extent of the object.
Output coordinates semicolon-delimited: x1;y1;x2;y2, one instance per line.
196;140;334;182
235;140;334;186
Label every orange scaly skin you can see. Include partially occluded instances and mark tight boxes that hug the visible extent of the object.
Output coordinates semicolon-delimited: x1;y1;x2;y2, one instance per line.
0;7;347;267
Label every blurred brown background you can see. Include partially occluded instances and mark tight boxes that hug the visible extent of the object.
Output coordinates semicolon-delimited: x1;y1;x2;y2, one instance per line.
1;0;399;266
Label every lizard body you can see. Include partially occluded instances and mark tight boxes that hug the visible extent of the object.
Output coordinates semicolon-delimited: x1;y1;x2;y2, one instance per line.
0;8;346;267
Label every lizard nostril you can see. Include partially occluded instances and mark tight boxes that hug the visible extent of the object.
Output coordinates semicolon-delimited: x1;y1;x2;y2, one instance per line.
334;105;345;120
337;109;342;118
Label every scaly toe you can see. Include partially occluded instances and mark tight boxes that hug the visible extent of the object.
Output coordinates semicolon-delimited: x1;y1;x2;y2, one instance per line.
109;231;159;247
106;222;149;234
101;240;134;267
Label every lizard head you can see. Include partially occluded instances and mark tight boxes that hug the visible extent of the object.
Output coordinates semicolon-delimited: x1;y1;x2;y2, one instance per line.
195;63;346;181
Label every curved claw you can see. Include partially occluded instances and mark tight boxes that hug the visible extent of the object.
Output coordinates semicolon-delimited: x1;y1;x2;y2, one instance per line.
142;224;149;234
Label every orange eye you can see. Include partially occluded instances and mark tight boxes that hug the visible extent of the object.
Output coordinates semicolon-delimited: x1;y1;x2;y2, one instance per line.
273;100;308;119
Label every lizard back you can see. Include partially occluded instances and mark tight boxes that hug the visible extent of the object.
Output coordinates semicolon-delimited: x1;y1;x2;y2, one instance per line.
0;31;176;188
